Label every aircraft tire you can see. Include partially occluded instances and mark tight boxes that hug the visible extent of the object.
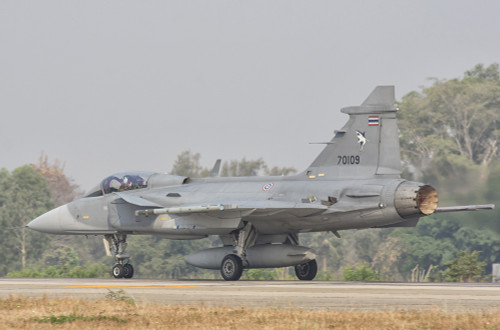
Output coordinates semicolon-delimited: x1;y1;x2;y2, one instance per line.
294;259;317;281
221;254;243;281
123;264;134;279
112;264;125;279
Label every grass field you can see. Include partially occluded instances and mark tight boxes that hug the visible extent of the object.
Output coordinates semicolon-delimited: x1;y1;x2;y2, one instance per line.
1;295;500;329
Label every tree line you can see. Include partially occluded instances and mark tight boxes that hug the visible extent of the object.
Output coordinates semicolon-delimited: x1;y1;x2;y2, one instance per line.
1;63;499;281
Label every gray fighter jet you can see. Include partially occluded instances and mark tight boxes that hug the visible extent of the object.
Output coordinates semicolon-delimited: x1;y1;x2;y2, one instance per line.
27;86;494;281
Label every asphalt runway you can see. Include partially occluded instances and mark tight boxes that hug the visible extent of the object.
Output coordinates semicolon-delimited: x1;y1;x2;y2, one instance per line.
1;278;499;312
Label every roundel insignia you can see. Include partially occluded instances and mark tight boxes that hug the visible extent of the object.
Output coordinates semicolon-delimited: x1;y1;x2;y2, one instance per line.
262;183;274;191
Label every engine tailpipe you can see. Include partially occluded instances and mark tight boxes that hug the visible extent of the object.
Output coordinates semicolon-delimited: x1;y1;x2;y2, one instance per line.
395;181;438;218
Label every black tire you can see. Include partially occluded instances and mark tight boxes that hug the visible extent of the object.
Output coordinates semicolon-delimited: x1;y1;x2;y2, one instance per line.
123;264;134;279
294;259;318;281
221;254;243;281
112;264;125;279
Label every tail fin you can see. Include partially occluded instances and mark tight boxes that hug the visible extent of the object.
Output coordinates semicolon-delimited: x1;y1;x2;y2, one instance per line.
210;159;222;177
306;86;402;179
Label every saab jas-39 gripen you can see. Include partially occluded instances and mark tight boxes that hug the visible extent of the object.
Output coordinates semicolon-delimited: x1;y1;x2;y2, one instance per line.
27;86;494;281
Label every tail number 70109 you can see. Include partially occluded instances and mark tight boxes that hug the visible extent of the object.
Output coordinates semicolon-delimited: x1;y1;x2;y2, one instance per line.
337;155;361;165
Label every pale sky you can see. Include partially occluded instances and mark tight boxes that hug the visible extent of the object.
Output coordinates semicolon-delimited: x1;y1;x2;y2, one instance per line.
1;1;499;190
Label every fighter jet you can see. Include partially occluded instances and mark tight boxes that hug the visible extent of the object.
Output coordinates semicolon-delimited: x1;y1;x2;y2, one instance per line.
27;86;494;281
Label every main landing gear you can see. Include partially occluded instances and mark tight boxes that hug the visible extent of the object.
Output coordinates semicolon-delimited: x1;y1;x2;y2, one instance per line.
220;226;318;281
220;223;257;281
287;233;318;281
105;234;134;279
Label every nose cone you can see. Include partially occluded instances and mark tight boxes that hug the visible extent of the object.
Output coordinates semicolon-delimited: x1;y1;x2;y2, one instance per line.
27;205;69;234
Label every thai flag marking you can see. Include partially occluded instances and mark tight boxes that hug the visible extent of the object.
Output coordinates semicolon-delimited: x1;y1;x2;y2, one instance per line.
368;116;380;126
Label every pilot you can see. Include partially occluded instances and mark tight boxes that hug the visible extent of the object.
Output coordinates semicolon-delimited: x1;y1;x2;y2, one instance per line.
119;176;132;191
107;177;122;192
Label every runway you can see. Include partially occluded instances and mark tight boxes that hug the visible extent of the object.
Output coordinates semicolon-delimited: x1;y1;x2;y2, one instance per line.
1;278;499;312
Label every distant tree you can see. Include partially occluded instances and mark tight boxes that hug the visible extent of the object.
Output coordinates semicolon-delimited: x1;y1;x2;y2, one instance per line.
315;232;337;272
342;263;380;281
395;67;500;281
441;250;487;282
0;166;53;273
220;158;265;177
33;153;82;206
371;237;407;281
170;151;211;177
398;63;500;185
477;164;500;233
465;63;500;82
299;230;392;281
245;269;279;280
3;237;112;278
7;263;110;278
171;150;296;178
385;213;500;282
126;235;217;279
42;246;80;268
263;165;297;176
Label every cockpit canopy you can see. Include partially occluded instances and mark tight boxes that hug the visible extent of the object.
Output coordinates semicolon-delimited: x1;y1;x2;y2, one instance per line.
84;172;189;198
102;172;153;194
85;172;155;197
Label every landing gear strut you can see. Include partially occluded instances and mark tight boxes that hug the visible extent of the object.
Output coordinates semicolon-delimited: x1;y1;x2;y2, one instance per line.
287;233;318;280
105;234;134;279
220;223;257;281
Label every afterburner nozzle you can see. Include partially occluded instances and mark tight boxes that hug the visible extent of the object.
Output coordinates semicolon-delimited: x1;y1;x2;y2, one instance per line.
395;182;439;218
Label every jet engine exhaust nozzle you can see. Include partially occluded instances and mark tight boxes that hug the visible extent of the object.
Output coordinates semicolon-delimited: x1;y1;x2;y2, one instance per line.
395;181;439;218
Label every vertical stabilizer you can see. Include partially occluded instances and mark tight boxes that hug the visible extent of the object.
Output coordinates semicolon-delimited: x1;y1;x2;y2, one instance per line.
210;159;222;177
306;86;402;179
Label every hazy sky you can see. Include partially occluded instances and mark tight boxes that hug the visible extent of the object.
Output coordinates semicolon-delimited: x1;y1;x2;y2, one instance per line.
1;1;499;190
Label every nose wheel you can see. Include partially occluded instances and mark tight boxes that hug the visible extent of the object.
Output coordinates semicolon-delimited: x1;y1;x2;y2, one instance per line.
123;264;134;278
112;263;134;279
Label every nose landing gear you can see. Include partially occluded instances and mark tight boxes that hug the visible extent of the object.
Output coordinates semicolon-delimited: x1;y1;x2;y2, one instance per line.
105;234;134;279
